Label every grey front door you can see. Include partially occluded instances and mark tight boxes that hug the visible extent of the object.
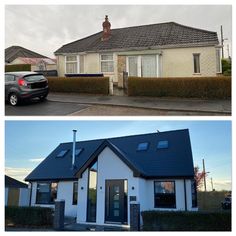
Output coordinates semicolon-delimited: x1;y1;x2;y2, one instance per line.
105;179;127;224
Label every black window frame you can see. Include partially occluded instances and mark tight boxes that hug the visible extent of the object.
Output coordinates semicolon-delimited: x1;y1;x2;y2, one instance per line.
193;53;201;74
56;150;68;158
157;140;169;149
137;142;149;151
72;181;78;205
36;182;58;205
154;181;176;209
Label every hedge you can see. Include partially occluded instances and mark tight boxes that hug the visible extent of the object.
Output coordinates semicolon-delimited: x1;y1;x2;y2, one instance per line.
5;206;53;227
141;211;231;231
47;77;109;95
128;76;231;99
5;64;31;72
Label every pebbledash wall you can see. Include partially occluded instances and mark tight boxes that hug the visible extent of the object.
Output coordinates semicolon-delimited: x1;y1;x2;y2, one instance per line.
30;146;197;225
56;45;219;87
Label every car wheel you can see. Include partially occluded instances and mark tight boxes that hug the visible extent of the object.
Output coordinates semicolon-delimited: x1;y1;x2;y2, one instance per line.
9;93;19;106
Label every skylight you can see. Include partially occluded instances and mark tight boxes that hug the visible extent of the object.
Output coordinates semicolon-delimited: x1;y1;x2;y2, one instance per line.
75;148;83;156
56;150;68;158
157;140;169;149
137;142;149;151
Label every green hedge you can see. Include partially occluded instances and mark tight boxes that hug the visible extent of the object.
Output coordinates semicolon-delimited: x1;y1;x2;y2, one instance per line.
47;77;109;95
128;76;231;99
5;206;53;227
5;64;31;72
141;211;231;231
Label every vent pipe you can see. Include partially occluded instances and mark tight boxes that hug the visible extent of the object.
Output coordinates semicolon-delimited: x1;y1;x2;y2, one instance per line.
72;130;77;167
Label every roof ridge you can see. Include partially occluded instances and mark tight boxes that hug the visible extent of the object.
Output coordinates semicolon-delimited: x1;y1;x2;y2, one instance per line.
60;129;189;145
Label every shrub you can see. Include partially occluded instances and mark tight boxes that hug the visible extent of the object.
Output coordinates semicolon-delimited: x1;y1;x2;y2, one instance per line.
5;206;53;227
222;59;231;76
128;76;231;99
141;210;231;231
5;64;31;72
47;77;109;95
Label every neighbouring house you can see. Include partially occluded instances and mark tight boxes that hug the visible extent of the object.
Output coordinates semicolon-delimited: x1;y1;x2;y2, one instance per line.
5;175;29;207
5;46;56;71
25;129;197;227
55;16;221;87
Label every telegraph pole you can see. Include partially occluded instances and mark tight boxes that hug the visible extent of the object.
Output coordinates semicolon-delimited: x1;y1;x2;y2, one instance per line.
221;25;224;58
202;159;207;192
227;44;230;59
211;177;214;191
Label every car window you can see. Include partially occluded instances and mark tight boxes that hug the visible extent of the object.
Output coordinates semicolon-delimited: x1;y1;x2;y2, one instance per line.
24;75;46;82
5;74;15;82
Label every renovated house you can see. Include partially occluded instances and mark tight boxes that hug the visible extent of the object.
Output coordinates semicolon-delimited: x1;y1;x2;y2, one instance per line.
5;175;29;206
5;46;56;71
25;129;197;227
55;16;221;87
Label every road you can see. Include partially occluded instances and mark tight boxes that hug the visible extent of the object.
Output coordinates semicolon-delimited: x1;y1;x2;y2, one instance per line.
5;100;224;116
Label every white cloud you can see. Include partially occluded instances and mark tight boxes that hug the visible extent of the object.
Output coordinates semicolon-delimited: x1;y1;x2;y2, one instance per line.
5;167;32;183
29;158;45;163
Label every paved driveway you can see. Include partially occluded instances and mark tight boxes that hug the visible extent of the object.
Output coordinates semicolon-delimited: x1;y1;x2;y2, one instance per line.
5;100;89;116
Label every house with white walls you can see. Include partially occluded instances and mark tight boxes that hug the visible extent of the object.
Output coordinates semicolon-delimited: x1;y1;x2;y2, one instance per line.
55;16;221;88
25;129;197;227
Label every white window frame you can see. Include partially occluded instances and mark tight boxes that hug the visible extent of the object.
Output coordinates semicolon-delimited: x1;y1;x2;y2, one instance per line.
126;54;160;77
100;53;114;73
193;53;201;74
65;55;80;74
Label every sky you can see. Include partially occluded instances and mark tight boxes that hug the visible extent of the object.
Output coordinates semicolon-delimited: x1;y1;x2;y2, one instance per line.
5;120;232;191
5;5;232;58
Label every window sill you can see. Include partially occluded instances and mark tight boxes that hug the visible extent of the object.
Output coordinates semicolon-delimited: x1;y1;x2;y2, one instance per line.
193;73;201;75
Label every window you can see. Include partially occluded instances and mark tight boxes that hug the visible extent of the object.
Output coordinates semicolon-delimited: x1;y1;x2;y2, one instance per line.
36;182;58;204
66;55;77;74
193;53;200;73
157;140;169;149
141;55;157;77
154;181;176;208
56;150;68;158
137;142;149;151
191;180;198;207
216;48;221;73
127;55;159;77
72;182;78;205
101;54;114;73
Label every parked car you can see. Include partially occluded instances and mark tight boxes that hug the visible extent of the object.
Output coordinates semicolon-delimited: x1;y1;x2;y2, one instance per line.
221;194;231;210
5;71;49;106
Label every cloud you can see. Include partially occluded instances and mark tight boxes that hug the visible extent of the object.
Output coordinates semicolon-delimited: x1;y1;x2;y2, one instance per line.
5;167;32;183
29;158;45;163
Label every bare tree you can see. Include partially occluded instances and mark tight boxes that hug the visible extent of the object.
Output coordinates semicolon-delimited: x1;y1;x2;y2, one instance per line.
194;166;207;191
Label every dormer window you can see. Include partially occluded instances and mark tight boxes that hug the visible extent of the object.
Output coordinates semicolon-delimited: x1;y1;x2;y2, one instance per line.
137;142;149;151
56;150;68;158
157;140;168;149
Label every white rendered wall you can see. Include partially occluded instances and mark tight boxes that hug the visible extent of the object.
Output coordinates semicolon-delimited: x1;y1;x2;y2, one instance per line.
76;169;89;223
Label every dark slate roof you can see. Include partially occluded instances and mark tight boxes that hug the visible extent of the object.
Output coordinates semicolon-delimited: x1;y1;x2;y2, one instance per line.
55;22;219;54
5;46;48;63
25;129;194;181
5;175;28;188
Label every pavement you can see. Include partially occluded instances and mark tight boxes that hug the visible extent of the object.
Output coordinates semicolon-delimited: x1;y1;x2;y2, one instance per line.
48;92;231;115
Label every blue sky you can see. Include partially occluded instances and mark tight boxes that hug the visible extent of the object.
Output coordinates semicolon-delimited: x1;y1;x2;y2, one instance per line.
5;120;231;190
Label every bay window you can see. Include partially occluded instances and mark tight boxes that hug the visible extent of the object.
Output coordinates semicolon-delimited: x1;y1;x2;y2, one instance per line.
101;54;114;73
154;181;176;208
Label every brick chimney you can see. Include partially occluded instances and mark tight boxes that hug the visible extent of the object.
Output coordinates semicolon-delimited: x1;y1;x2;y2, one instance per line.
102;15;111;41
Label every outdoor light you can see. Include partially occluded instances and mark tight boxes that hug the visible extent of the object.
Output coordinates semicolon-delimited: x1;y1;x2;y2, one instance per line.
81;187;84;190
132;186;135;190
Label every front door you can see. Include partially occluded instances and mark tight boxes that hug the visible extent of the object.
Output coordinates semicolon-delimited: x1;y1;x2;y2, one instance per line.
105;179;127;224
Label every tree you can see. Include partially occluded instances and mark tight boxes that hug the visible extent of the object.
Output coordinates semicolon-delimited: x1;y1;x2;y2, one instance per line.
194;166;207;191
